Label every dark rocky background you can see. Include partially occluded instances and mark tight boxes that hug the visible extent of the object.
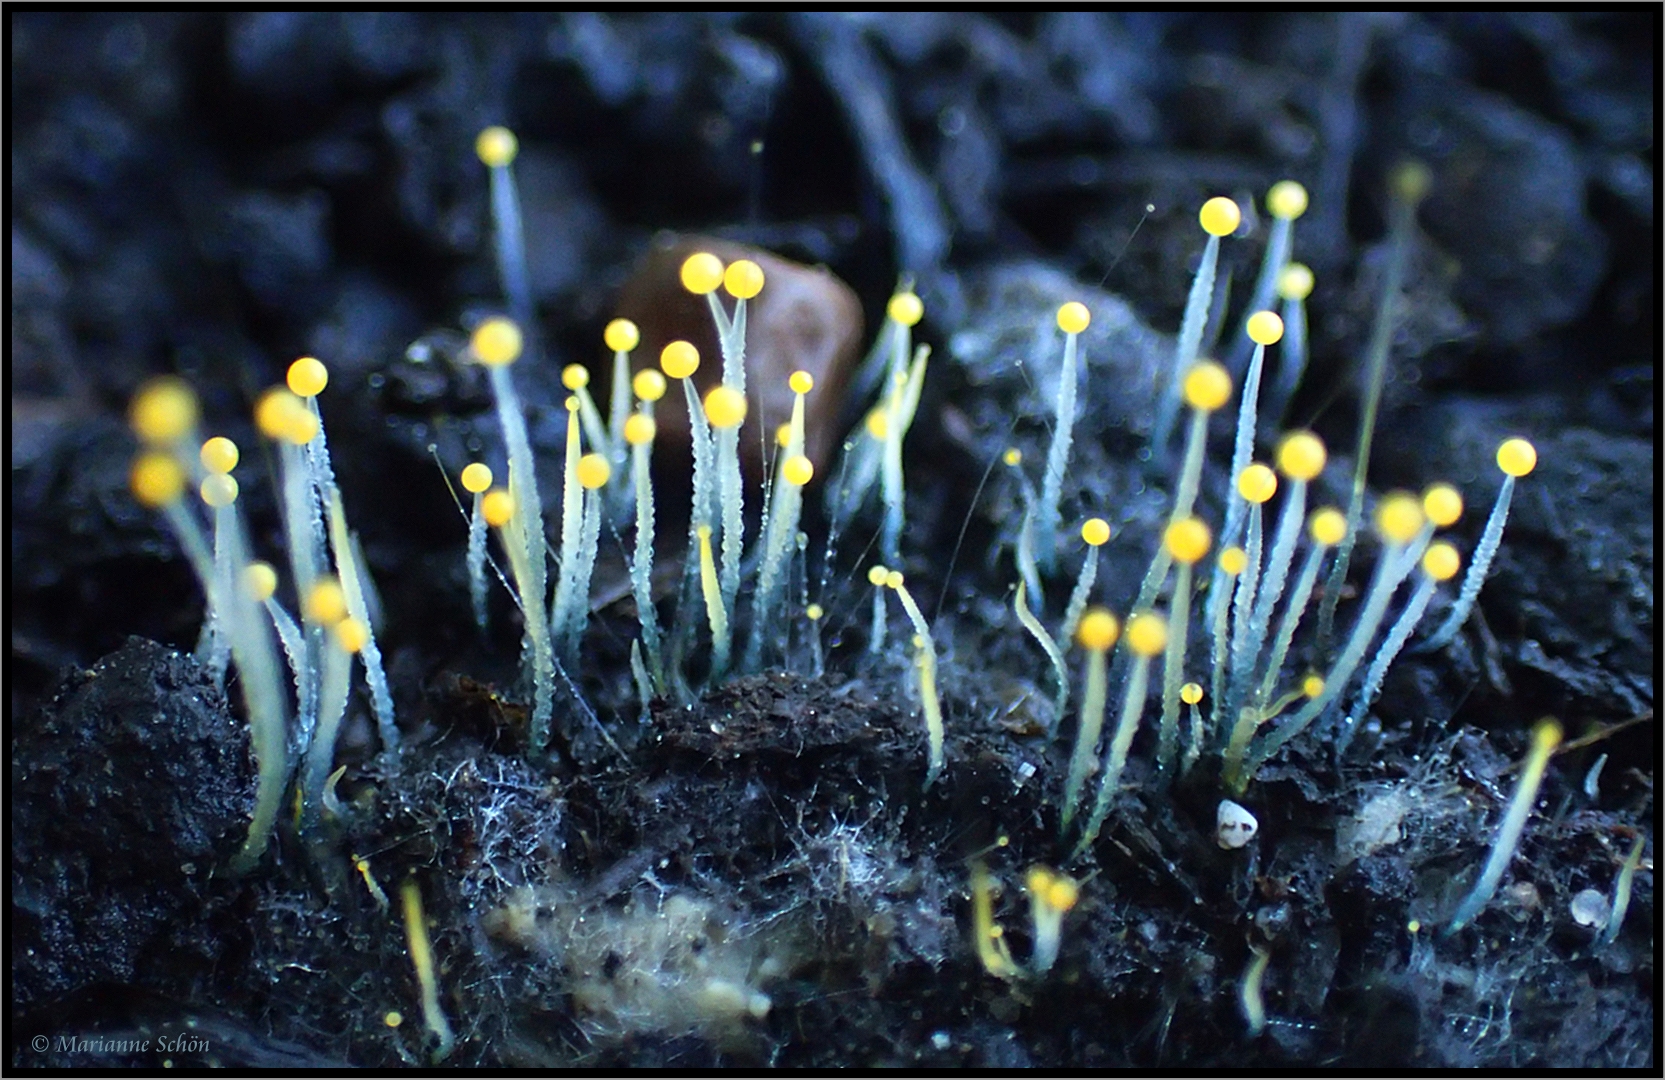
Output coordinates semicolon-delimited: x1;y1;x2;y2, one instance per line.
10;12;1654;1068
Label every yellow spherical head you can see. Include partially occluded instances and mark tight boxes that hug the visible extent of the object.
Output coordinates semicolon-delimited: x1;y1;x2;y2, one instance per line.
461;463;493;494
244;561;278;603
130;451;186;507
1076;608;1120;652
1421;483;1463;527
1308;507;1347;546
1164;517;1212;564
1391;160;1432;205
1246;310;1284;345
887;291;924;327
1125;612;1168;657
604;318;640;353
1276;430;1326;480
703;385;747;429
1374;491;1425;545
1496;438;1537;478
632;368;667;402
200;436;240;475
305;579;348;626
481;489;515;528
782;455;814;486
884;570;905;591
1056;301;1090;335
1081;517;1111;547
561;364;590;391
723;259;765;299
660;340;700;380
1183;360;1232;411
1276;262;1314;302
1000;446;1020;467
1421;542;1461;582
1180;682;1204;706
1237;463;1278;504
130;376;199;445
334;617;370;654
286;356;328;397
866;409;890;441
199;473;239;508
254;387;308;442
282;409;319;446
1266;180;1309;221
1199;196;1242;237
789;370;814;395
624;413;656;446
475;126;518;168
577;453;611;490
679;252;725;295
806;603;824;621
1218;546;1248;576
867;565;889;587
471;317;522;366
1301;673;1325;699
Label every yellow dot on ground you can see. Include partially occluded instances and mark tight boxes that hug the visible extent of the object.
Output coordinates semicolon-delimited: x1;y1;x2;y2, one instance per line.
887;291;924;327
1081;517;1111;547
1497;438;1537;478
1183;360;1232;411
624;413;656;446
1199;196;1242;237
660;340;699;380
723;259;765;299
1164;517;1212;564
482;489;515;527
129;377;198;445
783;455;814;486
1125;612;1168;657
1267;180;1309;221
130;452;186;507
475;126;518;168
577;453;611;490
200;436;239;474
1374;491;1425;545
287;356;328;397
1076;608;1120;652
680;252;725;295
471;317;522;366
461;462;493;493
1246;310;1284;346
604;318;640;353
1056;301;1090;335
561;364;590;390
1308;507;1347;546
1276;430;1326;480
632;368;666;402
703;385;747;428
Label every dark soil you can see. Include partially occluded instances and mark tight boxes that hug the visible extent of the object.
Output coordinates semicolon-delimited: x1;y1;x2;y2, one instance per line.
10;12;1655;1069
